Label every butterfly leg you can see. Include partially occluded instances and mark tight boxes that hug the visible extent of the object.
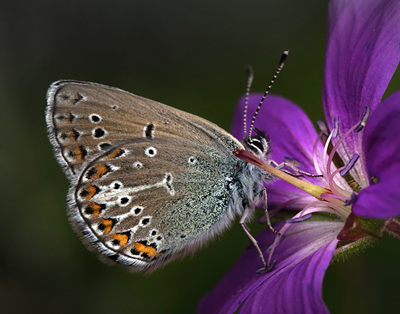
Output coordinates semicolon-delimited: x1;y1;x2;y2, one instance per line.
271;159;322;178
240;188;281;270
260;188;280;235
240;213;267;268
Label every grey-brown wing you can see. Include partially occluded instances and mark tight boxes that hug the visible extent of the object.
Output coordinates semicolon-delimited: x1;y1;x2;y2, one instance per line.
46;80;242;180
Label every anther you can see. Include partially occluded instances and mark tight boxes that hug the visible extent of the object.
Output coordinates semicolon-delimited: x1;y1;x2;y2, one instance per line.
355;106;371;132
344;192;358;206
286;213;312;223
317;120;329;137
340;154;360;176
332;116;339;138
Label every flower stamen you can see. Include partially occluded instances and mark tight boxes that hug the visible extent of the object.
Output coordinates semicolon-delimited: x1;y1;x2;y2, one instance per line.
344;192;357;206
286;213;312;223
332;116;339;138
312;132;324;176
317;120;329;137
340;154;360;176
355;106;371;132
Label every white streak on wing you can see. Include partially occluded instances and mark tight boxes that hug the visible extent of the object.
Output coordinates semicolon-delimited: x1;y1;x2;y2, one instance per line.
92;173;174;204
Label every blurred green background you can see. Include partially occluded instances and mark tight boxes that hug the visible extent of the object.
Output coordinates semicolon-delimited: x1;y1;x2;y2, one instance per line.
1;1;399;313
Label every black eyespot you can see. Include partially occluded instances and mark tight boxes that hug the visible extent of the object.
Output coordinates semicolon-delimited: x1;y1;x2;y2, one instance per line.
112;239;120;246
188;156;197;164
120;197;129;205
99;143;112;151
145;147;157;157
93;128;106;138
144;123;155;139
89;114;101;123
141;218;150;225
133;161;143;169
130;248;140;255
84;207;93;215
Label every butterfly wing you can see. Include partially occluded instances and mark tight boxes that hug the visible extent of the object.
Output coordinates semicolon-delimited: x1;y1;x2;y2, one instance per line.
70;138;240;270
46;80;243;180
46;80;246;270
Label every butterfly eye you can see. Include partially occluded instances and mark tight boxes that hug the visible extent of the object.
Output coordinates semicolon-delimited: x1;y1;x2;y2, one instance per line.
249;138;264;152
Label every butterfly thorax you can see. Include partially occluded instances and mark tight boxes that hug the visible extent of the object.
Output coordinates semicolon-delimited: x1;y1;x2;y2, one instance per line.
228;129;272;220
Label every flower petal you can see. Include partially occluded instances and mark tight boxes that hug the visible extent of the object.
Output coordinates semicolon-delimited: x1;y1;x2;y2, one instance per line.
323;0;400;166
231;94;323;208
353;90;400;218
198;221;341;314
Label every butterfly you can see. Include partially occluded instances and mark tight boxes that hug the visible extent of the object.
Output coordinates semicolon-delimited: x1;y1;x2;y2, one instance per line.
45;51;288;272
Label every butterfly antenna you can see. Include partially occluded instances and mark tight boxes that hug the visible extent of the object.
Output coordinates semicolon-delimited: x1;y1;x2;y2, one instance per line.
243;66;254;137
248;50;289;139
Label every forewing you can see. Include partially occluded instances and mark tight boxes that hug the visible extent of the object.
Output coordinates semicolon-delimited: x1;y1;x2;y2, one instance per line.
46;80;242;180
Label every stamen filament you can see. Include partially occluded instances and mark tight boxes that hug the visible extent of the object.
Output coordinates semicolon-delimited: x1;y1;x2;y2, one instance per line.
312;132;324;176
323;126;336;177
329;168;353;198
326;122;360;186
301;200;348;219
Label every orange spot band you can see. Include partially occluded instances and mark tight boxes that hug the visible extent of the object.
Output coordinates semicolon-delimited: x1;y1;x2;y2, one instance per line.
105;148;123;160
134;242;156;257
112;234;129;247
92;164;110;180
101;219;114;235
85;186;98;200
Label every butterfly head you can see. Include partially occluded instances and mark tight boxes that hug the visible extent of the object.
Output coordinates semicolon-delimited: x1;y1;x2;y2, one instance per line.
242;128;271;162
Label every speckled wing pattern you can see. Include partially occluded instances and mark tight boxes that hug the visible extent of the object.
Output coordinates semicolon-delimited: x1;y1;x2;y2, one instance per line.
46;81;244;270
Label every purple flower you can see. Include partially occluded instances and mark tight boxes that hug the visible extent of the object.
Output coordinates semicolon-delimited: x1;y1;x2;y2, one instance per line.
198;0;400;313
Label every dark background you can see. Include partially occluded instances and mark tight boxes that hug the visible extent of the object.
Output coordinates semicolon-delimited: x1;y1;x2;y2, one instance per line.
1;1;399;313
